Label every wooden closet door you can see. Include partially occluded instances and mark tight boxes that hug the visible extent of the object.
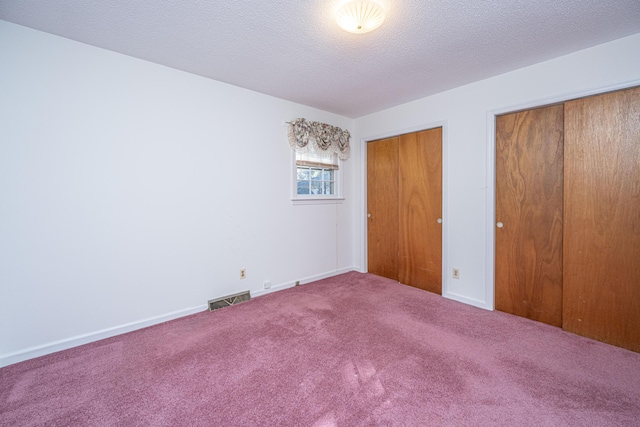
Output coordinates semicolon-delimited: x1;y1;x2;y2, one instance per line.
398;128;442;293
495;105;564;327
563;87;640;352
367;137;399;281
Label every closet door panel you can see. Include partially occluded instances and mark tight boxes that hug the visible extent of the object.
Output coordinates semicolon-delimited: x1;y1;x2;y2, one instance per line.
398;128;442;293
563;87;640;351
495;106;564;327
367;137;399;281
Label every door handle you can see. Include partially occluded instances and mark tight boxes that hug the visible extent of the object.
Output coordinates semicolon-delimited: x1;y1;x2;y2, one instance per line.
496;222;504;228
437;218;442;224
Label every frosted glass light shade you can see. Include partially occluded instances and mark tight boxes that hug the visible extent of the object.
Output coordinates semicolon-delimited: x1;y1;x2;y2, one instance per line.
336;0;385;34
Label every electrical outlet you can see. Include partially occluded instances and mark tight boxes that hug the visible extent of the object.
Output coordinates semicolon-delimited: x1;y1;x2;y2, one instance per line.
263;280;271;289
240;268;246;279
452;268;460;279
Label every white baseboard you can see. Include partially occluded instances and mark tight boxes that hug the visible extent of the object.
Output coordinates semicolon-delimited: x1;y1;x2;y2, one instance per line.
443;291;491;311
251;267;357;297
1;268;358;368
0;304;207;368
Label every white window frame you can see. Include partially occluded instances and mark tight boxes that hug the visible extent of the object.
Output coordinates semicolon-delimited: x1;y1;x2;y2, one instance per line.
291;151;344;205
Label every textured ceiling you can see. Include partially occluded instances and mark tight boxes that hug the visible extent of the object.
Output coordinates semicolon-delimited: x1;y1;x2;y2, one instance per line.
1;0;640;118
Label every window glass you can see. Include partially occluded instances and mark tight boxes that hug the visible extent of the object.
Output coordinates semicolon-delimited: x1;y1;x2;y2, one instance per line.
295;151;338;197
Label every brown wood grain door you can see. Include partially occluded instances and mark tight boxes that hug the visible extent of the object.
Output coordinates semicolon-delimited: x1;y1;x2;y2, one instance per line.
367;137;399;281
563;87;640;352
398;128;442;293
495;105;564;327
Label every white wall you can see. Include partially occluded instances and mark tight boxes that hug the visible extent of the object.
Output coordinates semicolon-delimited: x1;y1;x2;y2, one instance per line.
0;21;356;366
353;33;640;310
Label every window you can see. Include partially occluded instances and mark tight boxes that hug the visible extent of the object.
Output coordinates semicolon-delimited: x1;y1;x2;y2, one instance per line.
293;151;342;201
286;118;349;203
296;151;337;196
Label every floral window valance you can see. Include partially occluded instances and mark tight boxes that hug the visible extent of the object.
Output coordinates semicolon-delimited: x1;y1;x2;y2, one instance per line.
287;118;351;160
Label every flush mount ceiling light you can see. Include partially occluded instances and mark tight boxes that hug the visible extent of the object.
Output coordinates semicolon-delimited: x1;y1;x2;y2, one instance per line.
336;0;386;34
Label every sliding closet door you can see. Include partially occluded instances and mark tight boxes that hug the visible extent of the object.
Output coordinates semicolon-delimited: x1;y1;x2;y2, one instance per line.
495;105;564;327
367;137;399;281
563;87;640;352
398;128;442;293
367;128;443;293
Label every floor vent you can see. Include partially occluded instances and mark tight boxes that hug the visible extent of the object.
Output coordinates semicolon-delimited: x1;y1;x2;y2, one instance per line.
208;291;251;311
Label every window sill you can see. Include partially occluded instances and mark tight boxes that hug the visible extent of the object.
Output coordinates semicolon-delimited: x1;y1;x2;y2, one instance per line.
291;197;345;205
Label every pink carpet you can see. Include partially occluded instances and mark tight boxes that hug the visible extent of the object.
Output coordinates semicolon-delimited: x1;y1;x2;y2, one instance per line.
2;272;640;426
